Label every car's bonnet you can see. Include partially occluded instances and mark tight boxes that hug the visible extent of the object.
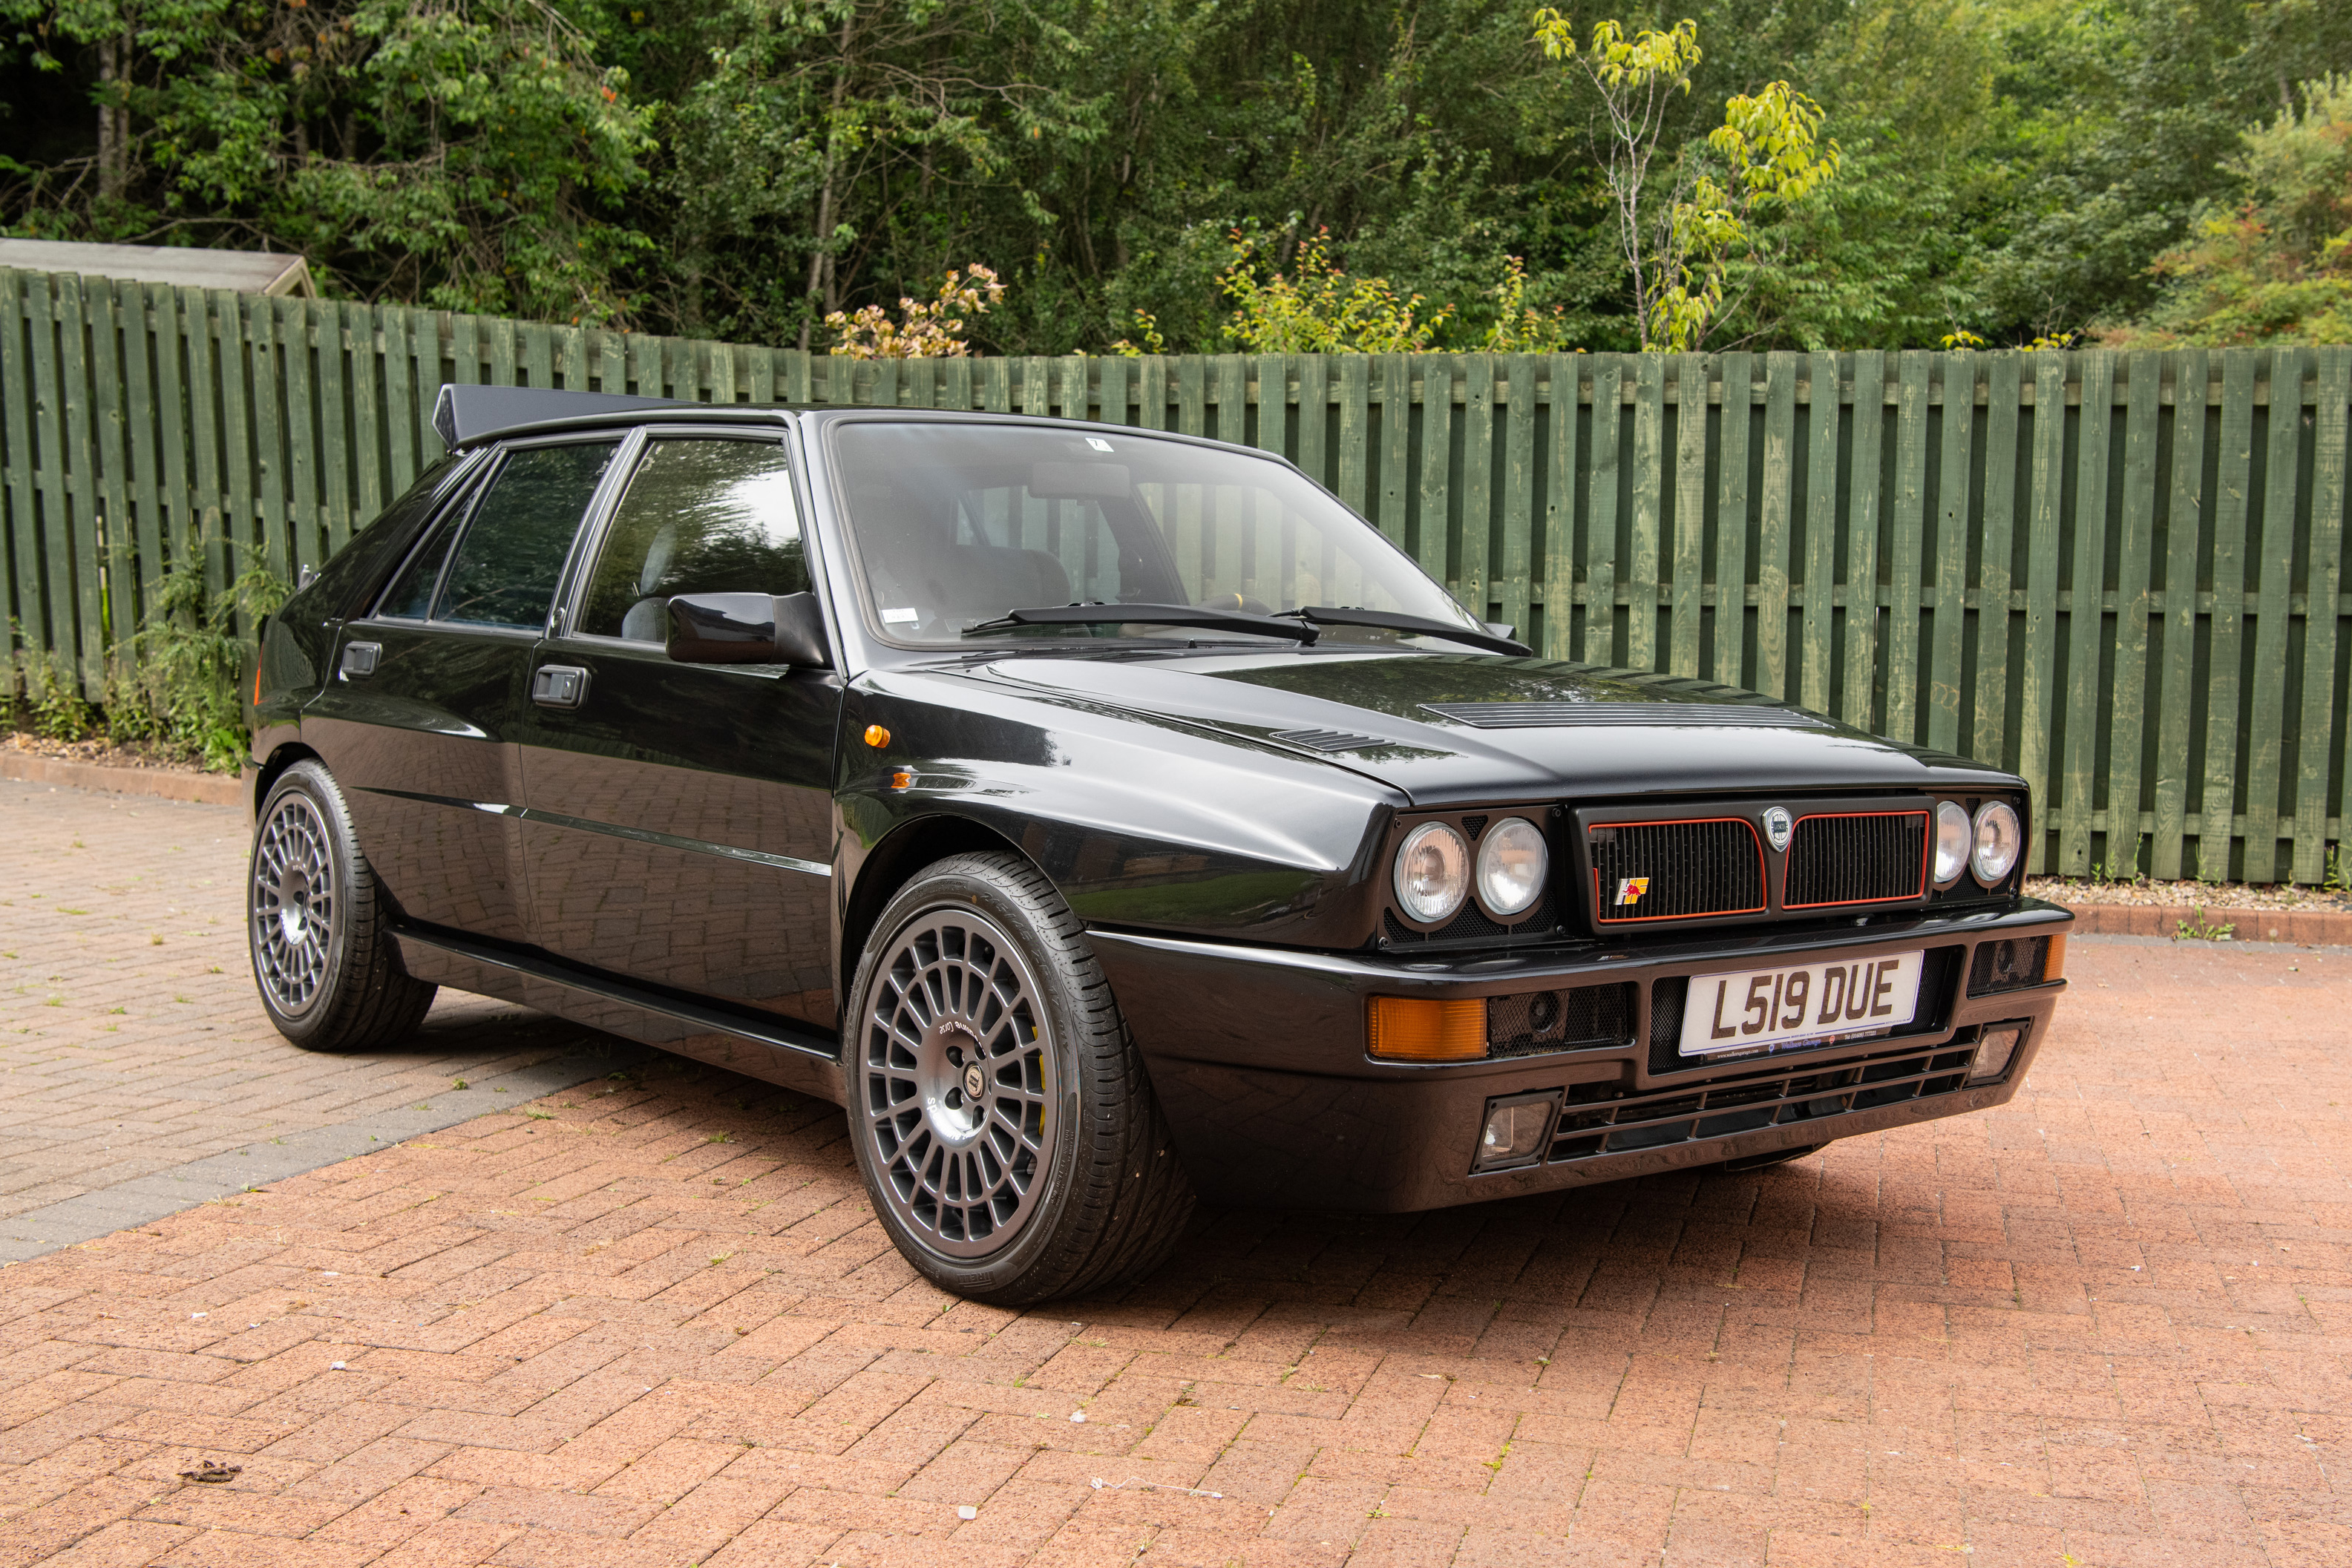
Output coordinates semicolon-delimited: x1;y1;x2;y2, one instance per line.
975;651;2014;806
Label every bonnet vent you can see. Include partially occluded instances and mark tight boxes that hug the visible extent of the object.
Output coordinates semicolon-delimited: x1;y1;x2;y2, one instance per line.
1270;727;1388;752
1419;701;1827;729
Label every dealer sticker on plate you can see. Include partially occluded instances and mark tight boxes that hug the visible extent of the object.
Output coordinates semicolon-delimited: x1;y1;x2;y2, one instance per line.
1678;950;1923;1059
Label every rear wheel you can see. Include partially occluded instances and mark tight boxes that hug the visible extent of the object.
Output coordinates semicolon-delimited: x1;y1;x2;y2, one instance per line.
845;851;1194;1305
248;759;436;1052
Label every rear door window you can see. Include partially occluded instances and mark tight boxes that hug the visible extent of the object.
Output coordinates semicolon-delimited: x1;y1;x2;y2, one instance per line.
432;442;620;629
579;439;808;641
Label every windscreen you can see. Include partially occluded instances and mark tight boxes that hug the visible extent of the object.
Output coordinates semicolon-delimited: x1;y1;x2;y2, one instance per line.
830;421;1485;646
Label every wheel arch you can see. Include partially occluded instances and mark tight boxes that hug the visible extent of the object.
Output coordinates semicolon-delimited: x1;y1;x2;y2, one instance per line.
252;741;324;817
839;811;1031;1016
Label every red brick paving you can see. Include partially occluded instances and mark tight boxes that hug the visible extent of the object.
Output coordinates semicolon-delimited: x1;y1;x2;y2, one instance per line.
4;925;2351;1564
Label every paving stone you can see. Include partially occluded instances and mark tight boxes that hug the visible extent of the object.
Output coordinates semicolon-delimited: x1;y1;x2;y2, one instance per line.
7;780;2352;1562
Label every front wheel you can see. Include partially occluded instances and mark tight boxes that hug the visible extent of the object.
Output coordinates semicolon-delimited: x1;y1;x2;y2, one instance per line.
249;759;436;1052
845;852;1195;1305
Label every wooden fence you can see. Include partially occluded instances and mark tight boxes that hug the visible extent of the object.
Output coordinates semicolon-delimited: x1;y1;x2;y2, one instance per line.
3;265;2348;882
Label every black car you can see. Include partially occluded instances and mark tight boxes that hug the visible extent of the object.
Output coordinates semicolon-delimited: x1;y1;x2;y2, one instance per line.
247;384;2071;1304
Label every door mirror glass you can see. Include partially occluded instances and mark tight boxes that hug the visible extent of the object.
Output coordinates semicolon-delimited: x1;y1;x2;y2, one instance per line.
580;439;808;642
433;442;620;629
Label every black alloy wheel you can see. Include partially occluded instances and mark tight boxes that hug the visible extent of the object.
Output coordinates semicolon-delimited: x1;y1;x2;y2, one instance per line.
248;759;436;1051
846;851;1195;1305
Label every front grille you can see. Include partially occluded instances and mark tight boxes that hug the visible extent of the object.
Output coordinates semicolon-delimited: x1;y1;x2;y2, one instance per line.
1968;936;2049;995
1590;819;1765;923
1487;982;1636;1058
1784;812;1928;907
1548;1045;1978;1163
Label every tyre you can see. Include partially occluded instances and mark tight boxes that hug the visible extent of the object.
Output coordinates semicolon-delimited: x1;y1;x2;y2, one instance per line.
845;851;1196;1305
248;759;436;1052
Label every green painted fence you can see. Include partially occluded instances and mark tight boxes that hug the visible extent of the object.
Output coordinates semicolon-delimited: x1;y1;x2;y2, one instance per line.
4;264;2348;882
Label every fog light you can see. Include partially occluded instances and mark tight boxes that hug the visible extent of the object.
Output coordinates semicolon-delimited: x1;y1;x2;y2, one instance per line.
1367;997;1486;1061
1475;1092;1559;1170
1969;1023;2026;1083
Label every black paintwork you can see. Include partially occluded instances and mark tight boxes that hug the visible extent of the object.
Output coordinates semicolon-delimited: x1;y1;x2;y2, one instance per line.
246;392;2068;1214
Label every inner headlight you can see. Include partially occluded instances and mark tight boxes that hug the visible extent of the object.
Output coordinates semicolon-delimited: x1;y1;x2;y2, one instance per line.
1971;801;2022;884
1475;816;1548;917
1395;821;1470;923
1933;801;1971;885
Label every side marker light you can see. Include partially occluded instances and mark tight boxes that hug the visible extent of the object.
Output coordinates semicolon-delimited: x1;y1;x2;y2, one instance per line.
890;769;914;791
864;724;891;748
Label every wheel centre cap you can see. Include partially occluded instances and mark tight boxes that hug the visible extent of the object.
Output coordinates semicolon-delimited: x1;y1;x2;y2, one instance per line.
277;867;311;941
963;1063;986;1101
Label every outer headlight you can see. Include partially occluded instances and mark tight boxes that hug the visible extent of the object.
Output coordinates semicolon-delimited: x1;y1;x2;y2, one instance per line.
1475;817;1548;917
1933;801;1972;885
1395;821;1470;923
1971;801;2022;884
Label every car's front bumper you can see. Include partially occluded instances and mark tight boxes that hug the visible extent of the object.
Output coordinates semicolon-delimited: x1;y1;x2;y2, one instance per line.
1091;899;2071;1212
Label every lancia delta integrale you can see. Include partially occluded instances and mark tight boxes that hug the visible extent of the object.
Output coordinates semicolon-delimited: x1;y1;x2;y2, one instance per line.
246;385;2070;1303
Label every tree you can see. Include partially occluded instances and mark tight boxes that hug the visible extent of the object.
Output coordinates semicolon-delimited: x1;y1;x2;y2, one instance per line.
2119;73;2352;345
1533;11;1839;350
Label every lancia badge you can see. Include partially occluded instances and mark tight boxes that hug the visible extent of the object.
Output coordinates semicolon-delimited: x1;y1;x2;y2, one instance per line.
1763;806;1793;853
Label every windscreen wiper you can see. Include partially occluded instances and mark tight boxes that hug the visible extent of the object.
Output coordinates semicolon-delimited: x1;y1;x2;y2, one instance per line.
962;603;1320;643
1279;606;1532;656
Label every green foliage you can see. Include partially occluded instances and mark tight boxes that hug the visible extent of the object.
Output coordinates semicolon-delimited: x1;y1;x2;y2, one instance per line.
5;643;95;742
2119;73;2352;346
4;0;2350;350
1214;227;1452;353
103;545;287;773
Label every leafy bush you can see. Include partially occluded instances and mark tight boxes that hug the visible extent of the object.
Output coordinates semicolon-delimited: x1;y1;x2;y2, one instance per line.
102;546;288;774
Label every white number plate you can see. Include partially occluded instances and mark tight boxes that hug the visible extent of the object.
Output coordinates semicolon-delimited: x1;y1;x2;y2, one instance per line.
1678;951;1923;1059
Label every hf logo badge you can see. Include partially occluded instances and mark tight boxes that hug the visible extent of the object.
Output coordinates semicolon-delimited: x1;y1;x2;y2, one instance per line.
1615;876;1651;907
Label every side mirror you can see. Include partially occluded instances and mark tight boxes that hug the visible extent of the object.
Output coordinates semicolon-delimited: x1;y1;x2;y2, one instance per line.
665;591;833;668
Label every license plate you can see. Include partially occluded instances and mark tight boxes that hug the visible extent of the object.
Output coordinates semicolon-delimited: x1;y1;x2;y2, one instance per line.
1678;951;1923;1059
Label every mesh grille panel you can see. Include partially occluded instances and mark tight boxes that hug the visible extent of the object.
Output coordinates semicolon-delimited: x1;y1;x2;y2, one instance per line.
1590;819;1765;922
1487;983;1637;1058
1784;812;1929;907
1968;936;2049;994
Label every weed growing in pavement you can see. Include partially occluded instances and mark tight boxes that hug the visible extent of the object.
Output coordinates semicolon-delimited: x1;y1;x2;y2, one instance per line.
2089;836;2147;885
108;546;288;773
7;645;96;741
2176;906;2237;941
2325;846;2349;896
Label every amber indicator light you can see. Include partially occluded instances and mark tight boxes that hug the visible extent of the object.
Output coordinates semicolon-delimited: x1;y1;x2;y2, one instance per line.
1366;997;1487;1061
890;769;914;791
864;724;891;748
2043;934;2067;980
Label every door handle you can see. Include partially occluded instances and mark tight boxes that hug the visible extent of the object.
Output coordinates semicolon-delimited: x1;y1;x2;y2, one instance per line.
531;664;590;709
339;642;381;679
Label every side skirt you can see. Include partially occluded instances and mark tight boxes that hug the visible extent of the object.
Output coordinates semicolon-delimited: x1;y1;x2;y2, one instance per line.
392;925;849;1107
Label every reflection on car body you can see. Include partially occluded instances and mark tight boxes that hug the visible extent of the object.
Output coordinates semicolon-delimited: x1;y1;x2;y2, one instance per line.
246;384;2071;1304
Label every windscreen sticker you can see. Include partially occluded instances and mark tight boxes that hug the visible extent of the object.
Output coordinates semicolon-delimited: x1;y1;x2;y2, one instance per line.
880;607;920;624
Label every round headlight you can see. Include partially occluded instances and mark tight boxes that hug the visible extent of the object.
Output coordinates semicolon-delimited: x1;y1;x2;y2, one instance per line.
1475;817;1549;917
1971;801;2022;884
1933;801;1971;885
1394;821;1470;924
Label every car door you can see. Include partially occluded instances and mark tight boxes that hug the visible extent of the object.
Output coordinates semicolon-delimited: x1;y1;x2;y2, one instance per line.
514;432;845;1031
313;436;623;942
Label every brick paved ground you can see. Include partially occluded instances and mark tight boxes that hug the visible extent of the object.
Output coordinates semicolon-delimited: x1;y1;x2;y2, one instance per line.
3;784;2350;1566
0;781;633;1256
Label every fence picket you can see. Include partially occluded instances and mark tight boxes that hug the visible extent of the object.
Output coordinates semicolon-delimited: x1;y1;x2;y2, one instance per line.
1844;351;1886;730
2057;350;2113;873
0;265;2342;879
2244;347;2304;882
1886;352;1930;742
2109;350;2161;880
1755;353;1796;698
2298;348;2349;885
2204;350;2257;880
1587;356;1625;666
1542;353;1582;661
1712;354;1752;687
2152;350;2208;878
1801;351;1839;712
